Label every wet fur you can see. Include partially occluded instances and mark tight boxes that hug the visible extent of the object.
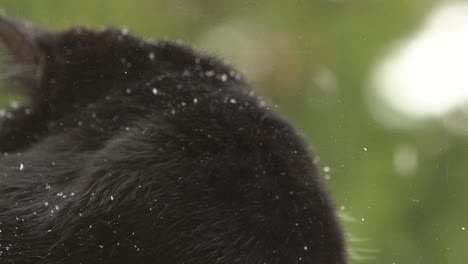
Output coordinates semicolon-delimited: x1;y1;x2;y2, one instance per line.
0;17;347;263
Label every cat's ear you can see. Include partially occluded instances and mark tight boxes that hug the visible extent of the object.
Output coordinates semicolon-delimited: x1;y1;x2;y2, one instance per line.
0;16;50;63
0;16;54;85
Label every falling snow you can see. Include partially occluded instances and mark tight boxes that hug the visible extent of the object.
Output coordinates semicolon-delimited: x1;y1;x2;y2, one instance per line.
149;52;155;61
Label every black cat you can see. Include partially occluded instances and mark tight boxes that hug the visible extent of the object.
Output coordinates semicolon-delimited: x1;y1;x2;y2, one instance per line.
0;16;347;263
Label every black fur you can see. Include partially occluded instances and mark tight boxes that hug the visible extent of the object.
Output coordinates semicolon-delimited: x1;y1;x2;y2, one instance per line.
0;16;347;263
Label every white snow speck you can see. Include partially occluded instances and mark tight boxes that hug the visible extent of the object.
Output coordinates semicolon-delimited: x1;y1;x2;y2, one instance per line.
149;52;155;61
152;88;158;95
220;74;228;82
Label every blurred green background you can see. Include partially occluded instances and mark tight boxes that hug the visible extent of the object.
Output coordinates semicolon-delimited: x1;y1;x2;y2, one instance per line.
1;0;467;263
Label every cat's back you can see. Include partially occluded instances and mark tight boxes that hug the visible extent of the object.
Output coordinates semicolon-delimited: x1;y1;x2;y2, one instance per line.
0;16;347;264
